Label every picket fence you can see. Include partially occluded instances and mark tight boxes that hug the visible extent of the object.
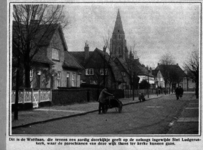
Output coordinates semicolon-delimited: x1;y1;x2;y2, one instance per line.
12;89;52;108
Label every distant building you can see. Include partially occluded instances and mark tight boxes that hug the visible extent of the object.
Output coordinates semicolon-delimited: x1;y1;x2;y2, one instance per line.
152;70;165;88
154;63;185;90
182;71;196;91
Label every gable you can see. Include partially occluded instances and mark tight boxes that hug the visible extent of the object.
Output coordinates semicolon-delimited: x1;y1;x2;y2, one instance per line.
85;50;106;69
50;26;68;51
156;64;185;80
85;48;124;82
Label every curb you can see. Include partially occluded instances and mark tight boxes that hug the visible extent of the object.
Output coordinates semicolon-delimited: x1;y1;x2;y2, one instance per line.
12;109;98;129
12;95;163;129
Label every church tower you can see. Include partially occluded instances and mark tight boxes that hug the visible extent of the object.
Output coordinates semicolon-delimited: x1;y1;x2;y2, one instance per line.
110;9;127;61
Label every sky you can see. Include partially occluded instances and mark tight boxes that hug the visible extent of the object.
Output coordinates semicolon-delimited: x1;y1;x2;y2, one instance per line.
63;3;200;69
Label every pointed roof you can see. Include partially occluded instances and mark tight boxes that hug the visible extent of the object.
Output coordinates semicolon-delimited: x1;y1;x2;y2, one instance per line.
63;51;84;70
155;64;186;79
113;9;124;34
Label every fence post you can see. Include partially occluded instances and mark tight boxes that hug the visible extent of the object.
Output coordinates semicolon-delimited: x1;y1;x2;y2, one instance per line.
39;89;41;104
50;89;52;103
31;88;33;103
23;89;25;104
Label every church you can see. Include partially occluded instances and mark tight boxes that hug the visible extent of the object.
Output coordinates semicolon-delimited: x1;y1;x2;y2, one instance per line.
71;10;131;89
110;9;128;61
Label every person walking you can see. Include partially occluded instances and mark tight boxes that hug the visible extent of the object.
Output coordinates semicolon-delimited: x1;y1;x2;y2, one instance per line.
175;86;181;100
180;86;184;98
98;88;113;114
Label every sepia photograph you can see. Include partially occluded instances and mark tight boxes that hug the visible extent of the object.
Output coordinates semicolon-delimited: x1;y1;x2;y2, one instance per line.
9;0;201;139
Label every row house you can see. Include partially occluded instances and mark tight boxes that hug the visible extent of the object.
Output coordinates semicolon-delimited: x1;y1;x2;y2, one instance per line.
71;44;130;89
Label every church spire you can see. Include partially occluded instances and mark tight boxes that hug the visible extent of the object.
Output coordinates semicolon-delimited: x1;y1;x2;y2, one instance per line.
110;9;126;61
113;9;124;34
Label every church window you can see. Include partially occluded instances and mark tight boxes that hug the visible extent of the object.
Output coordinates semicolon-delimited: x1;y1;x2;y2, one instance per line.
119;46;122;56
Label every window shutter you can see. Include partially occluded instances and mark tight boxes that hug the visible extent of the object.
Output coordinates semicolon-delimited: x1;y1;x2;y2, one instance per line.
77;75;80;87
92;69;94;75
85;69;88;75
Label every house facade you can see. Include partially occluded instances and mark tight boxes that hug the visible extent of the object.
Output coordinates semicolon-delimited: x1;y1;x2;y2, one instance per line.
13;22;83;89
154;63;185;90
70;45;130;89
152;70;165;88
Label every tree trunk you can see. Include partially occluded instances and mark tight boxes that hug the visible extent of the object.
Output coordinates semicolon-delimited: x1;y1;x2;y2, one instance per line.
14;58;20;120
24;64;31;88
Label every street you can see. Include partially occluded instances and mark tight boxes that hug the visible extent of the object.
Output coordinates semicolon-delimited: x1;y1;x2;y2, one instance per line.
13;93;198;134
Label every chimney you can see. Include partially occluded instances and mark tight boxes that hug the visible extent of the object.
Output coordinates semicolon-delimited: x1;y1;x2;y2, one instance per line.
103;46;106;53
84;42;89;60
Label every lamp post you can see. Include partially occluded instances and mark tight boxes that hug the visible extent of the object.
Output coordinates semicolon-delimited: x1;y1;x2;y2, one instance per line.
133;73;135;100
148;69;149;98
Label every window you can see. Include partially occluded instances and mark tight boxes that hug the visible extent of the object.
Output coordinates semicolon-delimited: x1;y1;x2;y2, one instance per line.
72;73;76;87
52;48;59;60
85;68;94;75
56;72;61;87
77;75;80;87
67;72;70;87
118;46;122;56
100;69;108;75
30;69;33;78
121;72;126;77
30;69;33;88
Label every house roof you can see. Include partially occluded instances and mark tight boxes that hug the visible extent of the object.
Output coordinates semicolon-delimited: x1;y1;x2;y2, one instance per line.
13;21;68;65
152;69;159;76
13;21;68;50
127;58;154;77
155;64;185;79
32;51;54;65
94;48;124;83
70;51;94;66
117;58;129;74
63;51;84;70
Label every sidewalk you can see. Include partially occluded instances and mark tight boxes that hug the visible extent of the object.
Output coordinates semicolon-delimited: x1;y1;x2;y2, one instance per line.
12;94;162;129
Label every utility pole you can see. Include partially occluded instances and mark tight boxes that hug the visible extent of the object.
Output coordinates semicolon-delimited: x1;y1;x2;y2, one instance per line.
133;73;135;100
148;70;149;98
103;50;106;88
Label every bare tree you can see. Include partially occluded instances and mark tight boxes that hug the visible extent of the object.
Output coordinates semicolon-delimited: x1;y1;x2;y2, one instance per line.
158;52;176;89
126;41;140;90
13;4;68;88
101;30;112;87
159;52;176;65
184;50;199;98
